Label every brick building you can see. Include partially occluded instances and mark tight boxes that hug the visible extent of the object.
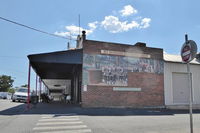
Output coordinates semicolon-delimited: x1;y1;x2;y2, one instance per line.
28;31;164;108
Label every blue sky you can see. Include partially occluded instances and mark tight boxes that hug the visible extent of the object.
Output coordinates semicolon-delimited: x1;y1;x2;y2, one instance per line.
0;0;200;88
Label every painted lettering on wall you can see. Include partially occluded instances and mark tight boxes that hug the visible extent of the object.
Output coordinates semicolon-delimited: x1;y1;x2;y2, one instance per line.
83;54;163;86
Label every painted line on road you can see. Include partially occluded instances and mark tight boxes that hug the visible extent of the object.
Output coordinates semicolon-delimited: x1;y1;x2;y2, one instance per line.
38;129;92;133
42;113;77;117
42;116;79;119
36;121;83;126
33;125;87;130
39;118;80;122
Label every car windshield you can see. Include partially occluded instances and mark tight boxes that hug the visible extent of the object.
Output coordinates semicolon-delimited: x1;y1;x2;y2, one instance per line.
17;88;28;93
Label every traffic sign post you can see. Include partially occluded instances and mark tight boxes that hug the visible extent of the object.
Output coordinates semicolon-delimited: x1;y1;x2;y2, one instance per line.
181;34;197;133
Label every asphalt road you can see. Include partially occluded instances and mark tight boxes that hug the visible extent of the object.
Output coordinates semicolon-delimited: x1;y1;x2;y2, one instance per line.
0;99;200;133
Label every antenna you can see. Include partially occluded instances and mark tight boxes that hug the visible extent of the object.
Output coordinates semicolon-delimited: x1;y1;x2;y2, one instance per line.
78;14;80;35
67;32;71;50
67;42;70;50
69;32;72;45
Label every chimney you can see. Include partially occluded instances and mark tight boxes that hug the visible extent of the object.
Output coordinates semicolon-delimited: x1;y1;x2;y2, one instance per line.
134;42;146;47
82;30;86;40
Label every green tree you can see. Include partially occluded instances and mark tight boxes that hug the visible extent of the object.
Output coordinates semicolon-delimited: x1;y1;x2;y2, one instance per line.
0;75;14;92
21;84;28;88
7;88;15;94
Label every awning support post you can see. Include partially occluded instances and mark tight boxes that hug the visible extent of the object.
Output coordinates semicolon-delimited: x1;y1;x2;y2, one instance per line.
27;62;31;109
39;78;41;102
36;75;38;96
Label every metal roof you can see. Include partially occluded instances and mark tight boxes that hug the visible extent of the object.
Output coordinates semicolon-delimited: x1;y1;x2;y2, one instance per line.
27;49;83;79
164;54;200;64
28;49;83;64
27;49;83;92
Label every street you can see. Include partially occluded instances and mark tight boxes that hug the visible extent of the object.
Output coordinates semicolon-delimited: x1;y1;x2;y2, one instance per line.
0;99;200;133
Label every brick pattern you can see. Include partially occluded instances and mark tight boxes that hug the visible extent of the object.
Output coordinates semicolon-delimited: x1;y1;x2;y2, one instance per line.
82;72;164;108
82;40;164;108
83;40;163;60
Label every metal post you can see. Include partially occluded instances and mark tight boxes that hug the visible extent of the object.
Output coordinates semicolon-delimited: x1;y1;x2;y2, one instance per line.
185;34;193;133
27;62;31;109
36;75;38;96
187;63;193;133
39;78;41;102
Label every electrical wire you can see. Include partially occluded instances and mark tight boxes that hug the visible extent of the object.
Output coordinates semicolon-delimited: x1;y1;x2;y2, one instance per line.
0;16;76;41
0;56;24;59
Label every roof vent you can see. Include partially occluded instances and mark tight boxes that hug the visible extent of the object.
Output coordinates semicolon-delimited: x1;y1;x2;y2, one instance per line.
134;42;146;47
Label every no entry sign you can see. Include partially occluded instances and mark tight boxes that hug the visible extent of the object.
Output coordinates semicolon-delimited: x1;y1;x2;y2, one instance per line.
181;40;197;63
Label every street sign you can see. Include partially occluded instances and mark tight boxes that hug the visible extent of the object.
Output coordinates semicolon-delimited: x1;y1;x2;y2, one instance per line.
181;40;197;63
181;35;198;133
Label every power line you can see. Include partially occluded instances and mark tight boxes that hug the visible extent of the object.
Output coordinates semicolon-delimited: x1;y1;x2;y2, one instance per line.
0;16;76;41
0;55;24;59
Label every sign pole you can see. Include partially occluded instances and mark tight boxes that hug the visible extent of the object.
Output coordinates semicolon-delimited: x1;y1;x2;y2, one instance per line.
185;34;193;133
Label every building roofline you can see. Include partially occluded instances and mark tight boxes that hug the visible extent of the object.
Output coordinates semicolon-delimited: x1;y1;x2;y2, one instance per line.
164;53;200;65
27;49;83;58
85;39;163;51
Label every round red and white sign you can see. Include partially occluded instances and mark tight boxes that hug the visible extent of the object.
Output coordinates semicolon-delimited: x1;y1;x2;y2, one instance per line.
181;44;191;62
181;40;197;63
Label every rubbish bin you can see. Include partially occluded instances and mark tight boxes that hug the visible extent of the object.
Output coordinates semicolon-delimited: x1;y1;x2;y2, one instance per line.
31;95;39;105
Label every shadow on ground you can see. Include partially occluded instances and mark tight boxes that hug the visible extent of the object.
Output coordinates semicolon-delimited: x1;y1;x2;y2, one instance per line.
0;103;26;115
1;102;200;116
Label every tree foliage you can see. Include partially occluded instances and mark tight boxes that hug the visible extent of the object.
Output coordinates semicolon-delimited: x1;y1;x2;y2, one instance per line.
0;75;14;92
21;84;28;88
7;88;15;94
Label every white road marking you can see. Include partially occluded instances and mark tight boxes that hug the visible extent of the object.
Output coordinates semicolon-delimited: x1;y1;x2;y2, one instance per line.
39;129;92;133
39;118;80;122
41;116;78;119
33;114;92;133
42;113;76;117
36;121;83;126
33;125;87;130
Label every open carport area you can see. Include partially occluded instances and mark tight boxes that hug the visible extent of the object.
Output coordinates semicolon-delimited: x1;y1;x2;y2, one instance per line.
28;49;83;104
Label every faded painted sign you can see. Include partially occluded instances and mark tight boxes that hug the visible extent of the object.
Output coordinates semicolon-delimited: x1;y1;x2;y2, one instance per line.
83;54;163;86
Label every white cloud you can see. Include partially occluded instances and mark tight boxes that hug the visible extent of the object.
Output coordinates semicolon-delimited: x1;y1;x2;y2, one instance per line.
140;18;151;28
55;25;82;39
55;31;77;40
120;5;137;17
55;5;151;38
88;21;98;30
101;15;139;33
55;22;98;39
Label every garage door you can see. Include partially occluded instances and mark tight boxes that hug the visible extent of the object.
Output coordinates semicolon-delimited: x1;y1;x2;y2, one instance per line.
172;73;190;104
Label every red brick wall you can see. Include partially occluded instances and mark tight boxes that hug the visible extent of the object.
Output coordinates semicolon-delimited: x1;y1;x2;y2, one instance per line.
88;70;102;84
82;40;164;108
82;72;164;108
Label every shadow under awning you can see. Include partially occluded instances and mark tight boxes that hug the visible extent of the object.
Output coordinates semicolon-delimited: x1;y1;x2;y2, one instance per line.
27;49;83;79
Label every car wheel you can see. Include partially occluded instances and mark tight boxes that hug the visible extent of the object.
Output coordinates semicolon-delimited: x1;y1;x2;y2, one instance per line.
12;100;15;102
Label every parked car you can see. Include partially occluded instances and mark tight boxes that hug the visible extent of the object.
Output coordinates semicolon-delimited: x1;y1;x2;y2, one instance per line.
0;92;8;99
12;88;31;102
